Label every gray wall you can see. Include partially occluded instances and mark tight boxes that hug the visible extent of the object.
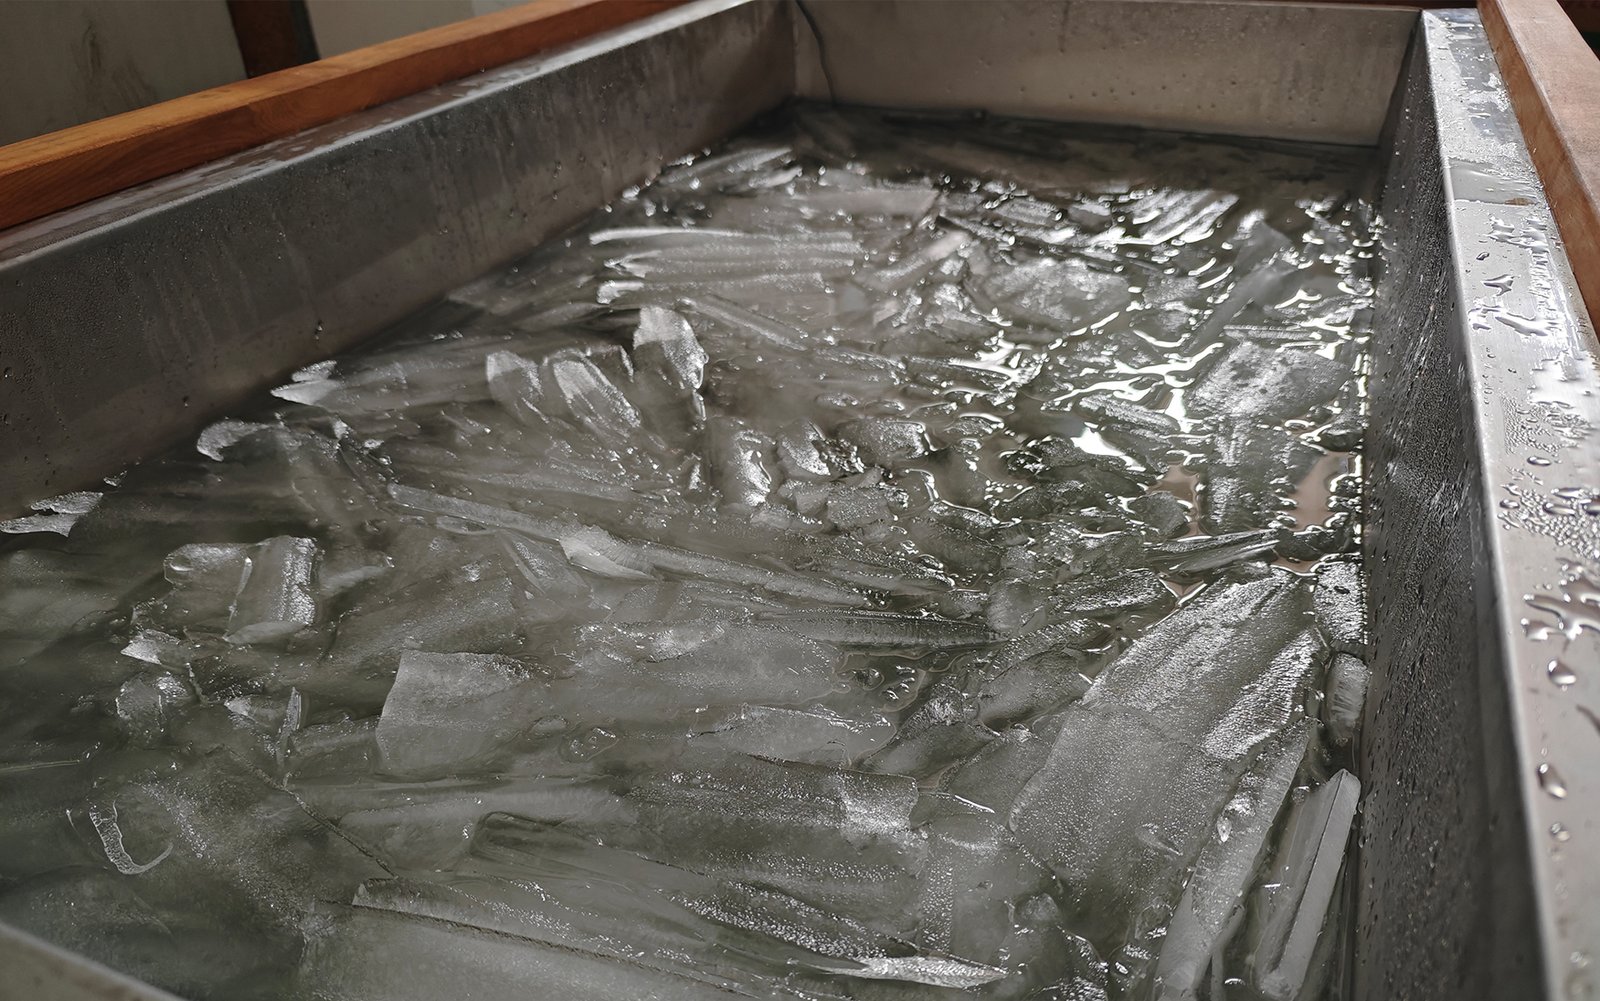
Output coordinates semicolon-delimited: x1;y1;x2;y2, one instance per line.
0;0;246;145
305;0;522;56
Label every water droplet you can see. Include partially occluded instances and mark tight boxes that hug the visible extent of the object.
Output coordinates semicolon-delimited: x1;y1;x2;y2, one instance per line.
1530;456;1554;467
1567;971;1595;1001
1501;499;1522;510
1552;822;1572;842
1538;762;1569;799
1548;658;1579;687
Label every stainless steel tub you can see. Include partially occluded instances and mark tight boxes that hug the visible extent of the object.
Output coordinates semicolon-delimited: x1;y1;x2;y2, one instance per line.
1;3;1595;998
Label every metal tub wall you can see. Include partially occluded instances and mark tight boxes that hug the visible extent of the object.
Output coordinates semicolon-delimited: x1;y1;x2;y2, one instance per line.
1;3;1595;998
1364;12;1600;1000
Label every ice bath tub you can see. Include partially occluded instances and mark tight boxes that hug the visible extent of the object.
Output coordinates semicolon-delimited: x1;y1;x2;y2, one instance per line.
0;3;1595;999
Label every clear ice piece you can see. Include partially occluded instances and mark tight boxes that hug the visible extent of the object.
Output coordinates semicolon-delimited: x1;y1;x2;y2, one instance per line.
1323;653;1369;748
226;536;320;645
1008;572;1321;947
1153;725;1311;1000
376;652;541;775
1313;560;1366;657
1251;770;1361;1001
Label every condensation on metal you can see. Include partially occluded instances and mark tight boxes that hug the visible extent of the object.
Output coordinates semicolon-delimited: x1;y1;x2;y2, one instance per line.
0;0;792;516
1363;10;1600;1001
793;0;1415;145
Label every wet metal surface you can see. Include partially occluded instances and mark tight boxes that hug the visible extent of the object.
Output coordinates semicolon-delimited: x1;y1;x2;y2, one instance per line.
1363;11;1600;1000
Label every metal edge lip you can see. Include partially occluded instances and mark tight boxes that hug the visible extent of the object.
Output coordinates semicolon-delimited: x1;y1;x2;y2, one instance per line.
0;921;187;1001
1423;9;1600;993
0;0;751;265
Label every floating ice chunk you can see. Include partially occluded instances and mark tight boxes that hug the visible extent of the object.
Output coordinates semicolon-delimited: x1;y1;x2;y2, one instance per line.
197;419;274;460
1201;628;1327;760
116;671;195;744
1154;725;1311;1000
825;483;895;531
709;423;776;509
864;672;992;778
794;185;938;221
1200;417;1322;534
226;536;320;645
1323;653;1368;748
775;420;834;481
1074;391;1180;440
861;229;974;293
913;813;1054;966
388;484;566;541
972;256;1132;333
1186;340;1348;425
0;491;103;537
990;619;1109;673
841;955;1006;989
376;652;542;775
633;540;868;607
564;620;843;722
1147;529;1278;576
120;628;191;668
838;417;932;467
758;610;992;650
1191;225;1299;343
1085;570;1314;722
940;718;1060;817
548;354;642;441
558;526;656;580
622;748;922;861
978;649;1095;727
484;350;545;426
1051;570;1175;618
300;775;618;869
1251;771;1361;1001
697;704;894;765
112;749;390;930
1313;560;1366;656
1008;573;1319;946
682;294;810;351
1130;490;1190;538
633;306;707;401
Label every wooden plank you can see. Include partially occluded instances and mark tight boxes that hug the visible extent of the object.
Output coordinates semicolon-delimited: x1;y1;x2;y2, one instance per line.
1482;0;1600;327
0;0;686;233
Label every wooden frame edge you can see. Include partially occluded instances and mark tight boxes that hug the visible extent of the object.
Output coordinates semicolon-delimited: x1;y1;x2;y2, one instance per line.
0;0;687;234
1481;0;1600;328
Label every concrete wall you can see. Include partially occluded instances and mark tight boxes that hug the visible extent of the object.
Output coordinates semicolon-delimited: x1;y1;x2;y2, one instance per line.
0;0;246;145
305;0;523;56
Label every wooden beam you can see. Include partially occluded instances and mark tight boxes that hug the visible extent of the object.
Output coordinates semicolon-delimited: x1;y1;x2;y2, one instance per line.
1482;0;1600;328
0;0;686;234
